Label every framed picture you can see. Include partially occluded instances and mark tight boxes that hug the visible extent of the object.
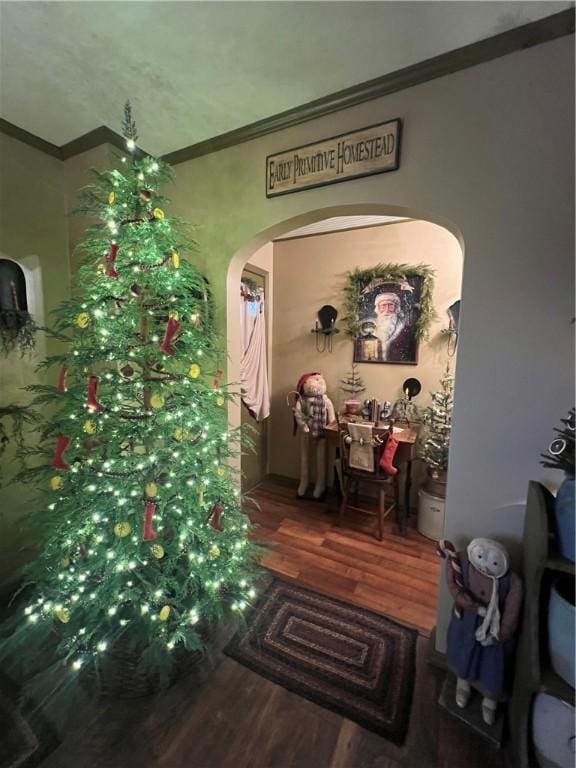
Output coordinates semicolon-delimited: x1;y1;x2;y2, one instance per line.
352;275;423;364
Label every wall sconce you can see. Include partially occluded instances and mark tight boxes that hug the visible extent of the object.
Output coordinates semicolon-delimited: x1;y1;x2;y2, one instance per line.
311;305;339;352
442;299;461;356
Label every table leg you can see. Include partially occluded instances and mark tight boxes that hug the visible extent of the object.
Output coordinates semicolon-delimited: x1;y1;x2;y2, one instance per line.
402;459;413;536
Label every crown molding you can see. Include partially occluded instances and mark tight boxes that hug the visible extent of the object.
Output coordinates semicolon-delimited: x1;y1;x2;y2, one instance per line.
1;9;573;165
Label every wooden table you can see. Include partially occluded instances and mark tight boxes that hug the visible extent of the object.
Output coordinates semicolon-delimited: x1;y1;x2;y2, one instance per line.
323;420;420;535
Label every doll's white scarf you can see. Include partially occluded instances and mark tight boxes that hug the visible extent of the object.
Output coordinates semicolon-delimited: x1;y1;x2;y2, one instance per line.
467;538;509;646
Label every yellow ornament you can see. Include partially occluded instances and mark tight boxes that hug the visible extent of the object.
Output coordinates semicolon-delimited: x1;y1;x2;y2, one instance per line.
83;419;97;435
145;482;158;498
150;393;165;410
188;363;201;379
169;310;179;321
174;427;185;442
153;208;165;220
75;312;90;329
50;476;63;491
114;522;132;538
217;466;226;477
55;607;71;624
171;251;180;269
216;395;225;407
60;557;70;568
209;545;221;560
96;263;106;274
151;543;165;559
108;191;116;205
159;605;171;621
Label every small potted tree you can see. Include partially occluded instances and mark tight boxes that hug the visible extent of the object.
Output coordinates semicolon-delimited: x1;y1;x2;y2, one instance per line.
417;367;454;539
340;363;366;416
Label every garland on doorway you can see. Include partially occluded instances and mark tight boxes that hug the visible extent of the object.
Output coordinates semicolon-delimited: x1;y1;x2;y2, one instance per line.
342;263;436;341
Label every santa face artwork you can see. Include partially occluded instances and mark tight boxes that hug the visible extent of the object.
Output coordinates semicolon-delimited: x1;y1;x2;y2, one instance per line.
353;277;422;364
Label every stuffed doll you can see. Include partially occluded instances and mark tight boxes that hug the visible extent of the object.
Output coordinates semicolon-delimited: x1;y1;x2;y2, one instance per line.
438;537;523;726
291;372;335;499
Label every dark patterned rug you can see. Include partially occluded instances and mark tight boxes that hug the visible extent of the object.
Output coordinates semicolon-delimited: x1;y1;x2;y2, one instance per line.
225;579;417;744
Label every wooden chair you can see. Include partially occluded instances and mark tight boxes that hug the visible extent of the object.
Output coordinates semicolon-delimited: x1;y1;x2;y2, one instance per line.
338;425;400;541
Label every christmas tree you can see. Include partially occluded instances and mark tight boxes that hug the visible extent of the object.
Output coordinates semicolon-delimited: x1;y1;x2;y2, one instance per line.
420;367;454;473
340;363;366;398
540;408;575;476
1;104;259;682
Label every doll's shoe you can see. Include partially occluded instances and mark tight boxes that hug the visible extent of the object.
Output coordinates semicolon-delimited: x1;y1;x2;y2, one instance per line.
481;697;497;725
455;678;471;709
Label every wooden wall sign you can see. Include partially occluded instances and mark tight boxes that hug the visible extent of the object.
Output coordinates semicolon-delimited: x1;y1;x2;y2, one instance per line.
266;118;401;198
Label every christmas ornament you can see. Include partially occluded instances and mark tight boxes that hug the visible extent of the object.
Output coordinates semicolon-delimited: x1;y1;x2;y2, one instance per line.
57;365;68;392
159;605;170;621
114;522;132;538
157;472;169;486
152;208;165;220
108;191;116;205
106;243;119;278
198;485;205;506
216;466;226;477
60;557;70;568
216;395;225;407
213;368;224;389
145;482;158;498
209;501;224;532
55;607;71;623
83;419;97;435
173;427;186;442
143;500;158;541
87;375;105;413
130;283;142;297
150;393;165;410
120;364;134;378
160;315;181;356
171;251;180;269
50;476;63;491
188;363;201;379
190;312;201;329
75;312;90;328
151;543;165;559
52;435;71;470
139;188;152;202
379;432;399;476
209;544;221;560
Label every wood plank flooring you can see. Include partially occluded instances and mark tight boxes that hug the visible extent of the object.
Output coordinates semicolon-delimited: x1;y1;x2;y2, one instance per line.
248;477;440;635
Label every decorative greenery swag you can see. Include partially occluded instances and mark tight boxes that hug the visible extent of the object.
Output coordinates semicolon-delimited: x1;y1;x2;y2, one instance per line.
343;263;436;341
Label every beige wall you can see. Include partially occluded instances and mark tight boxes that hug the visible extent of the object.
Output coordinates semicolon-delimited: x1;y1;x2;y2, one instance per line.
0;134;69;583
269;220;462;481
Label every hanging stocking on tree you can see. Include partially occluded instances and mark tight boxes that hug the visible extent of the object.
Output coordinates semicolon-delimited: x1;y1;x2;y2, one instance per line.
143;500;158;541
105;243;119;278
379;431;399;475
52;434;71;470
86;375;105;413
208;501;224;532
57;366;68;393
160;314;181;356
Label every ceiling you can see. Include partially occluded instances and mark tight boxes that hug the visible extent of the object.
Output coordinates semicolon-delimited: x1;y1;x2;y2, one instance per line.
275;215;407;240
0;1;571;156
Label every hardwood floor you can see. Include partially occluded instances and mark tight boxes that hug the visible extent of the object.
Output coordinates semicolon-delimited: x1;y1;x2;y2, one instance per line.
248;477;440;636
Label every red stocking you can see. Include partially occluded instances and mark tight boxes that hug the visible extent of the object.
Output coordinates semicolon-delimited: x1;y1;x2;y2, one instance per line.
143;501;158;541
87;375;104;413
57;366;68;393
160;316;181;356
208;501;224;532
379;434;399;475
52;435;71;470
105;243;119;278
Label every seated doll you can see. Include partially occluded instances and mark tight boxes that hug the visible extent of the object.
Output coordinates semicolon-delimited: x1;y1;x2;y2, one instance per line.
441;537;523;725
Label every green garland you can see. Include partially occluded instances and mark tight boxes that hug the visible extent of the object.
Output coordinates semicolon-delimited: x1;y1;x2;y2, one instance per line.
342;263;436;341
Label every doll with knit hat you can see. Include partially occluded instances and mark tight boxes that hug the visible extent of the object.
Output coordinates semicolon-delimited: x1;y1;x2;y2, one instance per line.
290;372;335;499
439;537;523;725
